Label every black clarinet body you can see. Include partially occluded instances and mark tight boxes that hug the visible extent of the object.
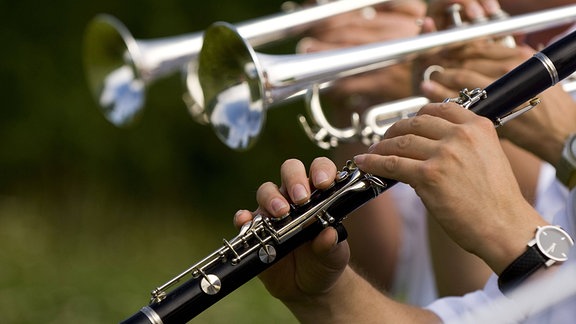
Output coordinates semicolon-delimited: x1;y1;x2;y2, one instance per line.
120;30;576;324
469;29;576;119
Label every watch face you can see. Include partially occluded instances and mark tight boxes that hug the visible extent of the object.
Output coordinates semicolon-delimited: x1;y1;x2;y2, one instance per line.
536;226;575;261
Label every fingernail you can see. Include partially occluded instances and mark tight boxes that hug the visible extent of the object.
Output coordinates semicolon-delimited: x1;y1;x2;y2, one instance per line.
353;154;366;166
292;184;309;203
314;170;330;186
233;210;243;224
270;198;288;214
368;143;377;153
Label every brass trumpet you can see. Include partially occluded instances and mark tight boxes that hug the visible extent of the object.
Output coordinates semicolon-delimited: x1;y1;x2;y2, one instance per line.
82;0;392;127
198;4;576;150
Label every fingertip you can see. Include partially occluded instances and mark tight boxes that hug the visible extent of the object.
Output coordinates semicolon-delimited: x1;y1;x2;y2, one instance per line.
420;79;435;95
420;16;437;34
233;210;253;228
296;37;317;54
312;227;340;255
270;197;290;216
313;170;331;188
353;154;366;167
310;157;337;189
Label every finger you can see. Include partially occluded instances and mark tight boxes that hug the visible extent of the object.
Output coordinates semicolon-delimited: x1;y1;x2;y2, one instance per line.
310;227;350;274
427;0;485;29
382;111;455;144
311;227;339;256
420;79;459;102
417;101;480;124
427;68;493;92
309;157;338;189
370;132;438;162
303;17;421;48
475;0;502;17
280;159;311;205
256;182;290;218
444;41;526;61
233;209;254;229
353;153;421;186
379;0;426;17
420;16;437;34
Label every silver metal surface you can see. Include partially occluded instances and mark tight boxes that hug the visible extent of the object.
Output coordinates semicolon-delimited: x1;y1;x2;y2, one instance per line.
82;0;393;127
200;274;222;295
140;306;164;324
198;4;576;150
534;52;560;85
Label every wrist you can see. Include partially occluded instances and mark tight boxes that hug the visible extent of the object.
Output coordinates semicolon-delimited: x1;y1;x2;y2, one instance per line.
283;266;362;323
498;224;574;294
481;203;549;275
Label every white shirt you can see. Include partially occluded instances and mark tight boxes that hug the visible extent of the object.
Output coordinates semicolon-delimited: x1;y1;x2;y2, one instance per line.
426;173;575;323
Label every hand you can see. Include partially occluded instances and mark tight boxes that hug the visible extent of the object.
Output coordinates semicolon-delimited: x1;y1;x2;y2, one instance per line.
235;157;441;322
419;42;534;101
418;42;576;166
427;0;503;30
353;102;547;273
297;0;427;107
233;157;350;303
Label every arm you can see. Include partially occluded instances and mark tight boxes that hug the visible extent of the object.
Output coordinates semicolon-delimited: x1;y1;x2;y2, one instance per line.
286;266;440;324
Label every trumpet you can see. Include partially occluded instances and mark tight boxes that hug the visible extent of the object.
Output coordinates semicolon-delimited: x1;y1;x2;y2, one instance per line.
198;4;576;151
82;0;392;127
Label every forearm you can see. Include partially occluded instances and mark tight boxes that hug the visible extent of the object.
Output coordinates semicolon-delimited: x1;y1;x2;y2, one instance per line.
284;266;441;324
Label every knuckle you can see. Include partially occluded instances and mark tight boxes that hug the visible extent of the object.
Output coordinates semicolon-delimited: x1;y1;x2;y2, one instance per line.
396;134;414;150
381;155;400;174
409;114;427;128
419;160;443;185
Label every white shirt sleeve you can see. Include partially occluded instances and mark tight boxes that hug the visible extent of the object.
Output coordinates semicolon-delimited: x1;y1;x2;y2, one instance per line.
425;188;576;323
534;162;569;222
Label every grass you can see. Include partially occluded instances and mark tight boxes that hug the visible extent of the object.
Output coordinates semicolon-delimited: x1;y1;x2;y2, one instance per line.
0;190;296;324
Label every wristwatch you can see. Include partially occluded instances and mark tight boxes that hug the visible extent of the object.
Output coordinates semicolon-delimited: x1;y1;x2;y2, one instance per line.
556;133;576;189
498;225;574;294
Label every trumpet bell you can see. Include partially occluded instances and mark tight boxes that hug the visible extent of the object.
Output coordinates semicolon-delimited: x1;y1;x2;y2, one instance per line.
83;14;145;127
199;22;267;151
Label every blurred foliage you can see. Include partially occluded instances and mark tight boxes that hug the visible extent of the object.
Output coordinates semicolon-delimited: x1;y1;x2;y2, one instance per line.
0;0;329;322
0;0;325;214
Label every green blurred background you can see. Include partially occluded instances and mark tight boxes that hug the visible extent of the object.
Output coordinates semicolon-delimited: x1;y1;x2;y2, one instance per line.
0;0;328;322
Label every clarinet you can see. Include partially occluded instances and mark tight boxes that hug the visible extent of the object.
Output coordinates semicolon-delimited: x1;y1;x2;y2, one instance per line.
120;30;576;324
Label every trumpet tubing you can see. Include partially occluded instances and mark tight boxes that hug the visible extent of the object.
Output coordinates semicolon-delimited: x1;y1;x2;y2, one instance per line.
82;0;393;127
198;4;576;151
